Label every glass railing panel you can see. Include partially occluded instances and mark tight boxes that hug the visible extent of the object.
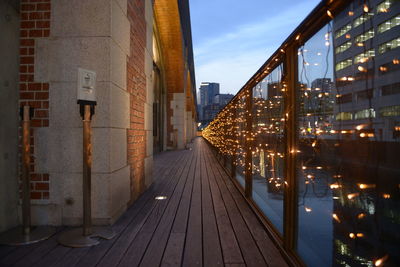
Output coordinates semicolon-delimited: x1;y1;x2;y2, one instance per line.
251;64;285;233
233;95;247;188
297;1;400;266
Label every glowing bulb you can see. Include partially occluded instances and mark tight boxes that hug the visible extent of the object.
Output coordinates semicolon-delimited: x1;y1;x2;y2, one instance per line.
358;66;366;72
347;193;359;200
358;183;376;189
327;10;333;19
332;213;341;223
349;233;355;239
375;255;388;266
363;4;369;12
357;213;366;219
305;207;312;212
330;183;340;189
382;193;391;199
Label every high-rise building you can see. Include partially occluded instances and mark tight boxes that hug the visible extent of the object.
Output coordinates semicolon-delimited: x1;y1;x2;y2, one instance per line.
198;82;220;121
332;0;400;141
214;93;234;106
199;82;220;106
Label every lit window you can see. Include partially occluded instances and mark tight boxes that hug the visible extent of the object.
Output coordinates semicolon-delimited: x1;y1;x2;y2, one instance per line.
377;0;393;13
353;13;374;28
354;108;376;119
335;23;352;39
336;112;353;121
378;14;400;33
379;37;400;54
380;105;400;117
354;29;374;43
336;58;352;71
354;49;375;63
335;41;352;54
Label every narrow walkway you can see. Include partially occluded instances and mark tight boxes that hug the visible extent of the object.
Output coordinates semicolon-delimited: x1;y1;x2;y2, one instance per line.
0;137;288;267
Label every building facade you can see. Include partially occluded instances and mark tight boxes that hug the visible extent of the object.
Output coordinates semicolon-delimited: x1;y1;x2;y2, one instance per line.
0;0;197;232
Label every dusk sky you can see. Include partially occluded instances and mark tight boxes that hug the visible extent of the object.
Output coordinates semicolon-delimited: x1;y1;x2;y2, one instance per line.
189;0;321;95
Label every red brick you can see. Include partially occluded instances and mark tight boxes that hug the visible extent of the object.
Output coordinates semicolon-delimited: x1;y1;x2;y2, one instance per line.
42;119;49;127
28;101;42;108
31;173;42;181
29;12;43;20
21;21;35;29
42;83;49;90
42;174;49;181
30;191;41;199
35;92;48;100
36;3;51;11
21;4;35;11
20;48;28;55
21;30;28;38
36;20;50;28
20;66;28;73
30;119;41;127
20;84;27;91
20;92;34;99
29;29;43;37
35;110;48;118
43;29;50;37
42;101;49;109
20;74;34;82
43;12;50;19
42;192;49;199
28;83;42;91
35;182;49;191
21;12;29;20
28;65;34;73
20;39;35;46
20;56;34;64
29;48;34;55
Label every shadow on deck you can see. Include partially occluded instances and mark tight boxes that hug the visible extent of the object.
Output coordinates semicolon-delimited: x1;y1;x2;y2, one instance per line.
0;137;288;267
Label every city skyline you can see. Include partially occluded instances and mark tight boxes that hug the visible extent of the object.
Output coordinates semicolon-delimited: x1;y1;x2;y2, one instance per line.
189;0;320;94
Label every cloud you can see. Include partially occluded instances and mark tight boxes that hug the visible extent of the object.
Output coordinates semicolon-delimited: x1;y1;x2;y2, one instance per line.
193;0;320;94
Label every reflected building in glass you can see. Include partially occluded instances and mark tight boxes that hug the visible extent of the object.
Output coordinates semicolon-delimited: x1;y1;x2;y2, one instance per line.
330;1;400;266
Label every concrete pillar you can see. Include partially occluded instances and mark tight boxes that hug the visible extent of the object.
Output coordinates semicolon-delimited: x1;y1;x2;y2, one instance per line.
31;0;132;225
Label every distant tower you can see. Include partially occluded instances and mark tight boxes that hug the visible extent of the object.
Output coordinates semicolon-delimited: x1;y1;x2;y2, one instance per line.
199;82;220;120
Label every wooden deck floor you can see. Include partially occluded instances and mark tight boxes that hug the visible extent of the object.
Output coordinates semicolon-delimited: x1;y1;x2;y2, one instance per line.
0;137;288;267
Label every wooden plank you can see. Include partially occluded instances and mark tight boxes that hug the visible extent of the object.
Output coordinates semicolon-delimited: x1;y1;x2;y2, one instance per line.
52;247;91;267
182;140;203;267
160;142;199;266
54;155;176;267
12;229;62;267
76;150;187;267
31;245;70;267
0;244;38;266
203;144;244;265
0;246;17;259
118;150;194;267
137;149;196;267
160;233;185;267
95;150;192;267
200;144;224;267
213;157;289;267
204;141;267;267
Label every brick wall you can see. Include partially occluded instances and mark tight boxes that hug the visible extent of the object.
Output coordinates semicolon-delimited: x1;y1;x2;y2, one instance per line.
127;0;147;202
19;0;51;200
